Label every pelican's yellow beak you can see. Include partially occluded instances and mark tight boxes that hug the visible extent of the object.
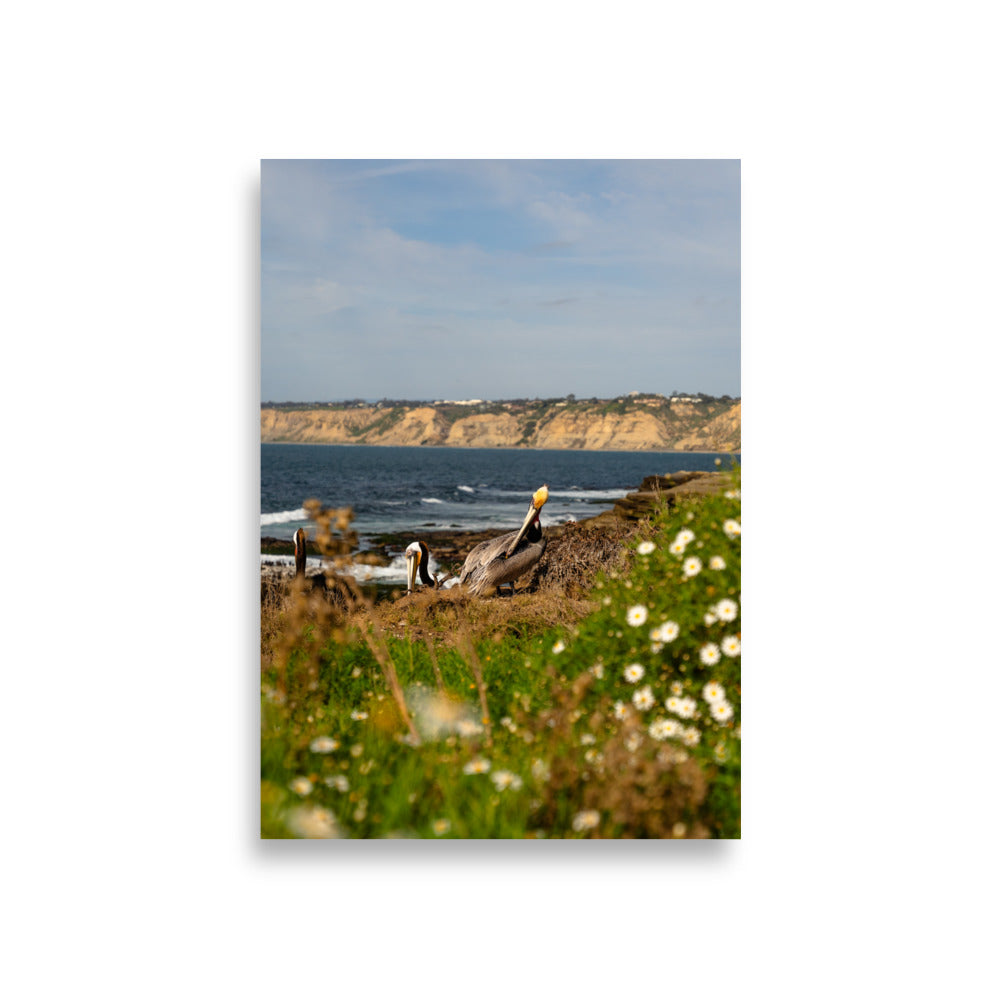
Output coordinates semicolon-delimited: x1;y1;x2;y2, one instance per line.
506;485;549;557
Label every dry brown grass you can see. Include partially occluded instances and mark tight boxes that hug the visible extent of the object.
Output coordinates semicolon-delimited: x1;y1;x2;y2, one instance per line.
522;517;646;597
343;586;597;647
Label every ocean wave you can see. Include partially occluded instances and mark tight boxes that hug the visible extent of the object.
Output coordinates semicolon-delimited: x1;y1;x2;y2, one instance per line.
261;507;308;527
487;488;626;500
457;485;475;493
420;497;444;504
547;489;628;500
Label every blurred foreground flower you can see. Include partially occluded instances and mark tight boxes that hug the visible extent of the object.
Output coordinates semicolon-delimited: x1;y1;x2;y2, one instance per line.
491;770;523;791
286;806;340;839
408;687;483;741
309;736;338;753
572;810;600;832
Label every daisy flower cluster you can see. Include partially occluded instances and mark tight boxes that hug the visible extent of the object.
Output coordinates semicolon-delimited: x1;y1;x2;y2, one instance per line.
533;468;742;785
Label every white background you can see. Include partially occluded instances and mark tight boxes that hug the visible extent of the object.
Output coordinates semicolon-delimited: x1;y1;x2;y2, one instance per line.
2;2;996;996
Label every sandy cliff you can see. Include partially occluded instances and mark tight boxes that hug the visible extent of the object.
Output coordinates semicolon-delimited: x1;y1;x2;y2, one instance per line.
261;397;740;451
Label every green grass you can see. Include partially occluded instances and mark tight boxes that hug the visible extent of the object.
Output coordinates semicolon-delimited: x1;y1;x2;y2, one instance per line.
261;464;741;839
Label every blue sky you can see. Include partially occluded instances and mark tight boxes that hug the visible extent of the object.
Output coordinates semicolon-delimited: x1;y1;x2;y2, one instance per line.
261;160;740;402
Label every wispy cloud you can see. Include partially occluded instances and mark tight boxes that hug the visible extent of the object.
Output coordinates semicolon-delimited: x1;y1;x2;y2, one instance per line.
261;159;740;401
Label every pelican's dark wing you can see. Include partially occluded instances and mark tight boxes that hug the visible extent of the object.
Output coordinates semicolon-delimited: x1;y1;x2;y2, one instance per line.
461;537;546;596
459;530;520;586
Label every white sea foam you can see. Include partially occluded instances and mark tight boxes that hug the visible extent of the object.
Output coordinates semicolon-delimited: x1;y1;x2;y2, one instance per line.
420;497;444;504
457;485;475;493
261;507;308;527
546;489;628;500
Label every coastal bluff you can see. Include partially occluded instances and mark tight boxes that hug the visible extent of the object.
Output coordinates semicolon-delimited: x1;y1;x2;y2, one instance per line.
261;395;740;452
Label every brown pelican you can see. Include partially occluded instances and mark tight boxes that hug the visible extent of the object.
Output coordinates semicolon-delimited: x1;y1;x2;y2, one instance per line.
293;527;330;591
404;540;438;594
459;485;549;596
294;527;310;578
290;526;360;608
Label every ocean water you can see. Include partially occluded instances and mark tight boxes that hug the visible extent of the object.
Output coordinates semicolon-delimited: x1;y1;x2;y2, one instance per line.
261;443;738;583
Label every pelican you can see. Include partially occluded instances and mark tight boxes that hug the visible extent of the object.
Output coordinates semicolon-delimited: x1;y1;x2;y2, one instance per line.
404;540;438;594
459;485;549;596
293;527;309;578
291;526;359;608
293;527;329;591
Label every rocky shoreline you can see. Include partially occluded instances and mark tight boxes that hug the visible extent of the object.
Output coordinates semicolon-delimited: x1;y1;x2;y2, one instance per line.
261;470;731;596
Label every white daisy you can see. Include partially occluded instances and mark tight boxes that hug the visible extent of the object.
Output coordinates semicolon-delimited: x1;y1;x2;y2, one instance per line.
552;640;566;654
626;604;649;627
721;635;741;657
613;700;629;720
683;556;703;578
723;519;741;539
531;759;551;782
623;663;645;683
699;642;721;665
624;733;643;753
309;736;338;753
491;770;523;791
715;598;738;622
350;709;368;721
669;538;687;556
650;642;664;654
572;810;601;832
432;818;451;836
637;540;655;555
289;776;313;796
677;528;695;547
667;696;696;719
724;489;741;499
709;555;726;571
711;700;734;723
703;681;726;703
682;727;701;747
323;774;349;792
456;719;485;738
670;681;684;696
579;733;596;746
632;686;655;711
651;620;679;643
704;611;718;626
649;717;682;741
591;663;604;679
462;758;491;775
286;806;339;839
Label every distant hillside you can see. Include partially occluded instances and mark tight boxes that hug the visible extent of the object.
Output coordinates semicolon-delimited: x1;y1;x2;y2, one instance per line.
260;394;741;452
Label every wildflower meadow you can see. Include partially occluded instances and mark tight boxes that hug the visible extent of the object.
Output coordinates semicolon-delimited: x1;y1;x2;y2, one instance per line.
261;467;741;838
